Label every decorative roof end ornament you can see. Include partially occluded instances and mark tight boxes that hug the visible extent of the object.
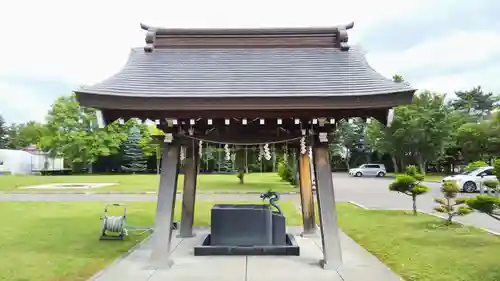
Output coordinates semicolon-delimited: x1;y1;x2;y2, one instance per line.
335;22;354;51
141;23;157;53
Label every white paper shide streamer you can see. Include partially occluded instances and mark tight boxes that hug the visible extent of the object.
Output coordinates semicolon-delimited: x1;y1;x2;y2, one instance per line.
318;132;328;143
263;143;271;161
300;137;307;154
198;140;203;158
164;133;173;143
180;146;185;161
224;144;231;161
282;144;288;165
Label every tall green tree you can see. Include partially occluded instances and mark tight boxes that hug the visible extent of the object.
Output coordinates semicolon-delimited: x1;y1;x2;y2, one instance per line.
366;91;457;173
435;109;471;170
456;111;500;161
365;74;410;173
456;122;491;161
452;86;495;119
6;121;47;149
0;115;7;149
40;94;128;171
330;118;368;169
146;124;164;174
121;125;147;172
364;117;402;172
400;91;455;172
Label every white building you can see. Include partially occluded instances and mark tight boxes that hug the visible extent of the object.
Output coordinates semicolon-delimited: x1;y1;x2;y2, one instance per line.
0;146;65;175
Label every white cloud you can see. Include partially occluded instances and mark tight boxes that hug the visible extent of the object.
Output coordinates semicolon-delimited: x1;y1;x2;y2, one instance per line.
416;64;500;95
366;30;500;94
0;0;430;85
0;82;50;123
0;0;498;124
367;31;500;75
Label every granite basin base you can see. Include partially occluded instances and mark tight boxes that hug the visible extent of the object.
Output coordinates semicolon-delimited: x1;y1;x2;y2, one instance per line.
194;233;300;256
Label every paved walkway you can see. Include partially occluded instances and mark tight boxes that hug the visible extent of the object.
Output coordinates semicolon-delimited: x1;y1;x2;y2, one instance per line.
90;227;402;281
0;192;299;203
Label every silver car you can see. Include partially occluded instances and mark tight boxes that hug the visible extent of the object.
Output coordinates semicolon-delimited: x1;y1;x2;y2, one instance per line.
349;164;386;177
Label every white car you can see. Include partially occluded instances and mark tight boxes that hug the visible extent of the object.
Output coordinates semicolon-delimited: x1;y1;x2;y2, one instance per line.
442;166;497;192
349;164;386;177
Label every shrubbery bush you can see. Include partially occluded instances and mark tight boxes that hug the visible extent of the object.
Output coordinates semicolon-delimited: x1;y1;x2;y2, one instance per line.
277;161;297;186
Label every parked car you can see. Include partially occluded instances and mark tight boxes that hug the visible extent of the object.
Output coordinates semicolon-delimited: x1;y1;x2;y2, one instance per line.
349;164;386;177
442;166;497;192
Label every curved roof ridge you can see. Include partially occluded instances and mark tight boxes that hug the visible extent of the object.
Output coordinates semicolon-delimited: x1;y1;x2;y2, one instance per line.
139;22;354;36
140;22;354;52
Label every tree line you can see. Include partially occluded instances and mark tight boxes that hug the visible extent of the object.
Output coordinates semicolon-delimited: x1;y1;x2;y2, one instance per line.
0;95;276;173
0;80;498;174
333;80;499;174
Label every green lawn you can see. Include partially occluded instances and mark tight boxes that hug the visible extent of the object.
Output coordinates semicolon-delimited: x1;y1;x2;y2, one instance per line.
0;173;295;193
4;195;497;281
337;203;500;281
388;172;445;182
0;200;300;281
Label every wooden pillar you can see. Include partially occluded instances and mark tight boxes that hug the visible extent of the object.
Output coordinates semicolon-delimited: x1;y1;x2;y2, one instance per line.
291;151;298;187
298;152;316;235
150;142;180;269
179;143;199;238
313;143;342;270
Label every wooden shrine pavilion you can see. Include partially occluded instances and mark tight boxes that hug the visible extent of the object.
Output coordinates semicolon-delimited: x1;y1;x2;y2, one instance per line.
75;22;416;270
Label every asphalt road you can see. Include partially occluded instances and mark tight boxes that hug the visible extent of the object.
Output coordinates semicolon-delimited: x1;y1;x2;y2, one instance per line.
1;173;499;233
331;173;500;233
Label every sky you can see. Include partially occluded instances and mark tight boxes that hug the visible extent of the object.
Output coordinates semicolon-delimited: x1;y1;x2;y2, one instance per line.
0;0;499;124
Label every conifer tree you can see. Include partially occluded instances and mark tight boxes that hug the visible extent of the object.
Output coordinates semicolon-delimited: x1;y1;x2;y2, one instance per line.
121;126;147;172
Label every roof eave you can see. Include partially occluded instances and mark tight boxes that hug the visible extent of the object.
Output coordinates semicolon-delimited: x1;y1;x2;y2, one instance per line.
75;89;416;111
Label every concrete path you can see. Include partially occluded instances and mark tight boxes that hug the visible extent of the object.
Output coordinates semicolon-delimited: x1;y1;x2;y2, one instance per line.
0;192;298;202
90;227;402;281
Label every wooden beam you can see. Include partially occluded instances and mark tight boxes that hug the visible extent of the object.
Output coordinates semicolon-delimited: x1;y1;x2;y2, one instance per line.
313;143;342;270
150;142;180;269
174;133;303;145
99;107;391;122
77;93;412;113
178;143;199;238
298;152;316;235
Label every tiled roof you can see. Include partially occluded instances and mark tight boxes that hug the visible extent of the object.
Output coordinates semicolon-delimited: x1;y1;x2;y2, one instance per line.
77;46;413;98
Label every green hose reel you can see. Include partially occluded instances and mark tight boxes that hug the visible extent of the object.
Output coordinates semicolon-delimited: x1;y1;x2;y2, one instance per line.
99;203;179;241
100;203;127;240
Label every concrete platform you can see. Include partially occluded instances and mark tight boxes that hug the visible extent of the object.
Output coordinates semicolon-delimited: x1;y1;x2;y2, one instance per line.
89;227;402;281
